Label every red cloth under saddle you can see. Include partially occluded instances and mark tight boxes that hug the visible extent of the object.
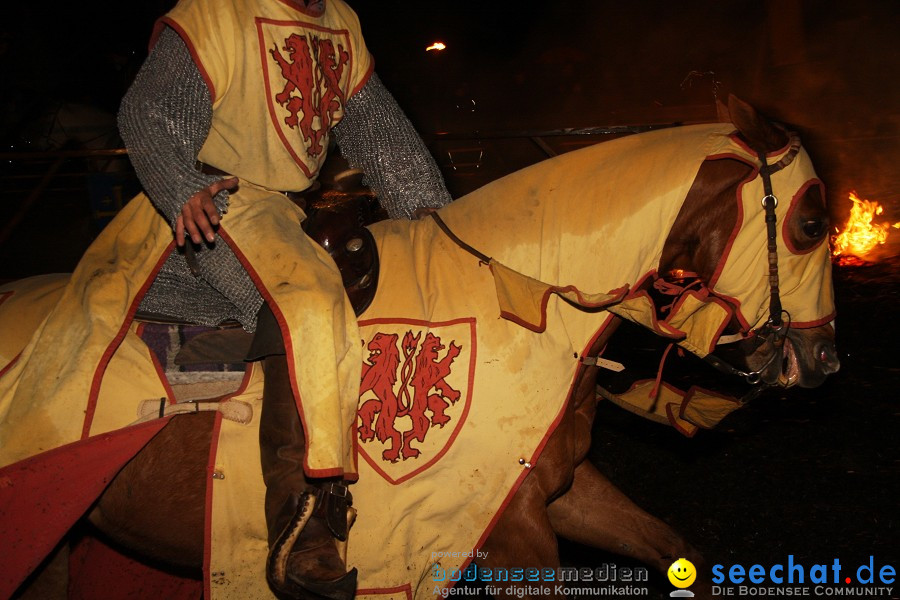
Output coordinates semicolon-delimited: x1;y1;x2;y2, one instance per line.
0;420;170;597
68;533;201;600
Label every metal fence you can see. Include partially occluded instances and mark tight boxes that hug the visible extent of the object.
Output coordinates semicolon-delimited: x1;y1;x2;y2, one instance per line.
0;125;668;280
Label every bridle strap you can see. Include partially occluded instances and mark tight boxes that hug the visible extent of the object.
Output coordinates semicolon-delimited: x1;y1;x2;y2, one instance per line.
700;150;789;388
703;347;780;387
757;150;784;330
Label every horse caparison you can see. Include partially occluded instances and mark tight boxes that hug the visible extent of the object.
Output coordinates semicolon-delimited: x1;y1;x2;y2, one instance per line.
23;96;838;600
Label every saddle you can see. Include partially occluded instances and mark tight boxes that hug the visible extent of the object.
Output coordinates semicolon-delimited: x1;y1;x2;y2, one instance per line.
298;168;381;317
190;164;381;317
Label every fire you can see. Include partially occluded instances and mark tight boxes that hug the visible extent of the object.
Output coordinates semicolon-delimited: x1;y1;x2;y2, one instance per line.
831;192;900;264
425;42;446;52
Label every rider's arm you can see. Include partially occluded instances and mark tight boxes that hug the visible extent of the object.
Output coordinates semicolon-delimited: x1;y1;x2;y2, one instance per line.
332;73;453;220
118;26;232;244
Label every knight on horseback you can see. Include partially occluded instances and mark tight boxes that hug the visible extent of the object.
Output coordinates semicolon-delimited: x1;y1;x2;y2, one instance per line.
115;0;451;597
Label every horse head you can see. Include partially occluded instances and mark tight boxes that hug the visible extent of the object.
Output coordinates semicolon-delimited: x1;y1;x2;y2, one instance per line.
658;94;839;389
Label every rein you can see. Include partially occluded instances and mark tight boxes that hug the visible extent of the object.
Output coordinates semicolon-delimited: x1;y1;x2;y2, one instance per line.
429;211;492;263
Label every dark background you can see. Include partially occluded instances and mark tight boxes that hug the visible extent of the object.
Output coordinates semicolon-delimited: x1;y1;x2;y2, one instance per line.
2;1;898;248
2;2;897;598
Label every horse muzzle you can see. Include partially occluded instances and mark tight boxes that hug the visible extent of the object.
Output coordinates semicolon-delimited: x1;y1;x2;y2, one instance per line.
772;330;840;389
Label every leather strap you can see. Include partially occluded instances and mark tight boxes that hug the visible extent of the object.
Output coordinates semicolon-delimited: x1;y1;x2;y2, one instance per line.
309;482;353;542
429;211;492;263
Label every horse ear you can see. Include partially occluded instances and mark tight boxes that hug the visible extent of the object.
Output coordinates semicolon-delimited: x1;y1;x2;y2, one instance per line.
716;97;731;123
726;94;788;152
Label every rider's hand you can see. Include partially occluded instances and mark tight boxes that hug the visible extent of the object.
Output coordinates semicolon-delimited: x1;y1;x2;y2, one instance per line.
175;177;239;246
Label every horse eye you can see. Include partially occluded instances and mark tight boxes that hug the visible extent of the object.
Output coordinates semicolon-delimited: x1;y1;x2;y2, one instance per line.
802;218;826;239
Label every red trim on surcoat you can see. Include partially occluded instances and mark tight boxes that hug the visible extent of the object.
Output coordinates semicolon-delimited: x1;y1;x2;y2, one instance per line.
82;241;176;439
217;227;351;480
203;410;224;598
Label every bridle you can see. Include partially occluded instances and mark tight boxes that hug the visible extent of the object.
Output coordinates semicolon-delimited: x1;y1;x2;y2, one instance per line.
429;131;803;394
757;148;787;334
703;141;799;389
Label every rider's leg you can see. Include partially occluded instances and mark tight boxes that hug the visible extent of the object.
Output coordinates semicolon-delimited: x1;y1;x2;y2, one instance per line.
252;304;356;600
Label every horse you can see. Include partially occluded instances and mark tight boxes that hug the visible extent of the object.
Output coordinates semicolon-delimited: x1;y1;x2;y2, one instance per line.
0;96;839;599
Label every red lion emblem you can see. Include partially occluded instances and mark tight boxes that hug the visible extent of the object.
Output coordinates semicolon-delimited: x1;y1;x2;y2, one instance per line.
269;33;349;158
357;330;462;463
404;333;461;459
357;333;402;461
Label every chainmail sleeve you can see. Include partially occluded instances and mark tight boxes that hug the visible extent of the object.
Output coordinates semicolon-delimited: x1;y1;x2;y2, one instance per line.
117;27;229;224
119;26;263;331
332;73;452;219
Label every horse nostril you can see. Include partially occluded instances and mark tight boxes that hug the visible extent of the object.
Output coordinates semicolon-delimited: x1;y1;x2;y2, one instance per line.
817;343;841;374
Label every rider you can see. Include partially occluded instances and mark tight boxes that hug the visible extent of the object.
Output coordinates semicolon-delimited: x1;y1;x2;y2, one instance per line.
118;0;451;597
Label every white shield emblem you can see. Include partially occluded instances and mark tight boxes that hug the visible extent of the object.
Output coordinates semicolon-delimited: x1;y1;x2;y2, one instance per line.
356;318;476;484
258;19;353;176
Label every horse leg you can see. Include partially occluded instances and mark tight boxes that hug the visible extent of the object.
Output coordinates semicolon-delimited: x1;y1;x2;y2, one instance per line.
474;362;607;599
547;461;710;596
478;477;565;599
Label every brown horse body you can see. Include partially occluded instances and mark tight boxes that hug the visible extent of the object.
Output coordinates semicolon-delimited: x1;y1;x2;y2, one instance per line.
29;98;840;598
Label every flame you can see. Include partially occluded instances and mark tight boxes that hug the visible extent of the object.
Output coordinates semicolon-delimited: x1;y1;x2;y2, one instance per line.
425;42;446;52
831;192;899;264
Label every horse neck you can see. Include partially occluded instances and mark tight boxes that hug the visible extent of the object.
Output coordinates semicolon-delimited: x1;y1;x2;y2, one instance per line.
442;124;732;295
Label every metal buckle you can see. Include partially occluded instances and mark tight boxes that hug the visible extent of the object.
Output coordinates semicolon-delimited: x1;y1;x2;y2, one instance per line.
327;483;349;498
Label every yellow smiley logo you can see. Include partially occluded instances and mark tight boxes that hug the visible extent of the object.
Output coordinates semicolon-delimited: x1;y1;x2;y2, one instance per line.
667;558;697;588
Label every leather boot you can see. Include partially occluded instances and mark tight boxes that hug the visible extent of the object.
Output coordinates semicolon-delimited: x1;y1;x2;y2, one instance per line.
260;354;357;600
